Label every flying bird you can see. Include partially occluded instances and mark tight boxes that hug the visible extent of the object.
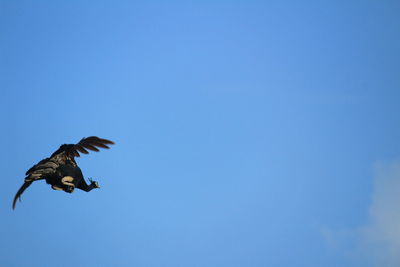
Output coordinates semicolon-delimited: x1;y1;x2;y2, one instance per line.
12;136;114;209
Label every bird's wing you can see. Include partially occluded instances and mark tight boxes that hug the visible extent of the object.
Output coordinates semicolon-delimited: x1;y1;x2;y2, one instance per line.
65;136;115;158
13;158;59;209
25;157;52;175
12;181;33;210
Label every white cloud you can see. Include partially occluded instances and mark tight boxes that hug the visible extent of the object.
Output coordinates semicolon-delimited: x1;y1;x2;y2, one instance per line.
321;160;400;266
360;160;400;266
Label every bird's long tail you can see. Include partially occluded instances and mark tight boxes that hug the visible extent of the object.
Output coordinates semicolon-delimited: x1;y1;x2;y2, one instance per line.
12;181;33;210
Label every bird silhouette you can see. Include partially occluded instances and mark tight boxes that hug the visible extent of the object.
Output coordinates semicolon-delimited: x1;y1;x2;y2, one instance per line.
12;136;114;209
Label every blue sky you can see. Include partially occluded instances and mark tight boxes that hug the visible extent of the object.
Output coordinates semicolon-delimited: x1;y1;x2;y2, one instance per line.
1;1;400;266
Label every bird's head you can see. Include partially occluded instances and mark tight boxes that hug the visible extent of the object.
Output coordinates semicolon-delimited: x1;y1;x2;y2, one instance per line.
88;178;100;189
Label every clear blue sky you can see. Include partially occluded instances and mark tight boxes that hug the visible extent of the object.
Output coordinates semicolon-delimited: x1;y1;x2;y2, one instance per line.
1;1;400;266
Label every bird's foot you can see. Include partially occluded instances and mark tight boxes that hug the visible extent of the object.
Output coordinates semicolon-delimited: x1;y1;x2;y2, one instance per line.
65;185;75;193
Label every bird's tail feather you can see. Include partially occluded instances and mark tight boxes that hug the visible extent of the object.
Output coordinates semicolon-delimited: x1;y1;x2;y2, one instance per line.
12;181;33;210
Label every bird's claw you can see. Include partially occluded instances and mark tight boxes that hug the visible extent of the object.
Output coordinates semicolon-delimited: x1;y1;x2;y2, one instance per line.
65;185;74;193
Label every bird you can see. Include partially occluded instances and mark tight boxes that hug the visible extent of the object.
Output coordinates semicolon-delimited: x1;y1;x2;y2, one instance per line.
12;136;114;209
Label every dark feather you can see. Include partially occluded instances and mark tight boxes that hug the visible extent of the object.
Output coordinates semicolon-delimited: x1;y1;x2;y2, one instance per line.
75;145;89;154
67;136;115;158
12;181;33;210
90;142;110;149
98;138;114;145
25;158;49;175
85;136;114;145
81;143;100;152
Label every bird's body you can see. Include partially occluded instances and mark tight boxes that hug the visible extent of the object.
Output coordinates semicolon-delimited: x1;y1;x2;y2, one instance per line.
12;136;114;209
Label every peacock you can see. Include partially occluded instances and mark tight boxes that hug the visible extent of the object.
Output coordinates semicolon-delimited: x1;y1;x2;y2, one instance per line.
12;136;114;209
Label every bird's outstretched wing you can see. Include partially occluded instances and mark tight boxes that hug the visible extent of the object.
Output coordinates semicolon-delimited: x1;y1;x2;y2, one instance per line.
13;158;59;209
65;136;114;158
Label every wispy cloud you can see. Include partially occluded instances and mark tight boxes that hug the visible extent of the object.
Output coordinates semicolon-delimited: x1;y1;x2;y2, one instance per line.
323;160;400;266
360;160;400;266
